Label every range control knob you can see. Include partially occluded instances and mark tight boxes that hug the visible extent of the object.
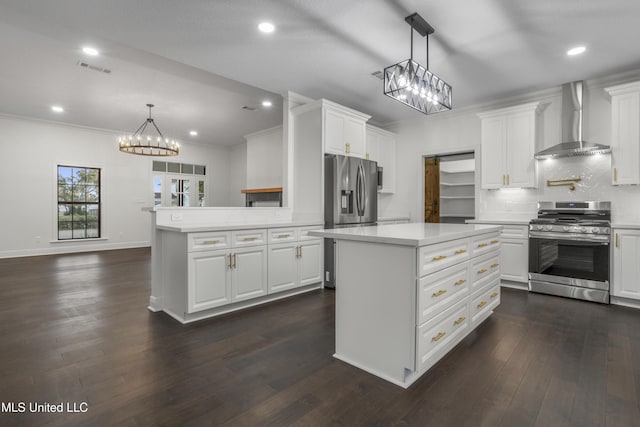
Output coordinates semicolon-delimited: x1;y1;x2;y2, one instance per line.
562;226;570;232
603;228;611;234
537;225;544;231
545;225;553;231
580;227;587;233
591;227;600;234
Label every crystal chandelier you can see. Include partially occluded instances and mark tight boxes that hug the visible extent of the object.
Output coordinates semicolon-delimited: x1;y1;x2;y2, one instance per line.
384;13;452;115
118;104;180;156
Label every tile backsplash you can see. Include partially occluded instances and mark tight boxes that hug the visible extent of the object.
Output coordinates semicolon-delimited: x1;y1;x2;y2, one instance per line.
479;154;640;223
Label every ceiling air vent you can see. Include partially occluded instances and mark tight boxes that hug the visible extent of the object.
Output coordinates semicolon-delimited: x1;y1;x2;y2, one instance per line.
370;70;384;80
242;106;257;111
77;61;112;74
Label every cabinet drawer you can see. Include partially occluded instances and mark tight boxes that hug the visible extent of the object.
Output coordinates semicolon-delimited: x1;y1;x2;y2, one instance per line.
471;282;500;327
231;229;267;247
416;300;470;372
470;232;501;255
298;225;324;241
501;225;528;239
418;238;470;277
188;232;231;252
268;228;298;244
417;262;469;325
470;251;501;294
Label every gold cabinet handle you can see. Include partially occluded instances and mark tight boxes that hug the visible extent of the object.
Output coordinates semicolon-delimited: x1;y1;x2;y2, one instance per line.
614;167;617;182
345;143;351;154
203;239;220;244
477;243;488;248
297;245;302;258
228;253;232;269
454;316;466;326
477;301;487;309
503;175;506;185
277;234;290;238
232;253;237;269
366;152;370;160
616;232;619;248
491;240;499;244
477;269;488;274
491;263;499;268
454;279;466;286
432;255;447;261
432;289;447;297
491;292;499;298
454;249;467;255
507;174;510;185
242;237;258;241
432;331;446;342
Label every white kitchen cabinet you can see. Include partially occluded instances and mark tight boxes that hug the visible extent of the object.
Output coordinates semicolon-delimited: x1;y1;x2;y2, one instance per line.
231;246;268;302
268;234;323;293
478;102;542;189
188;249;232;312
323;103;369;158
500;238;529;282
605;82;640;185
366;125;397;193
612;228;640;300
188;245;267;313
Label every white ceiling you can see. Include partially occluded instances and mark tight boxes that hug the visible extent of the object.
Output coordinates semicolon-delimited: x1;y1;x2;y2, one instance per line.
1;0;640;146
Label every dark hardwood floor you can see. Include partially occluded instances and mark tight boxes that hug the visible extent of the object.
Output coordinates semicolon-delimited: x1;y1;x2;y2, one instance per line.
1;248;639;426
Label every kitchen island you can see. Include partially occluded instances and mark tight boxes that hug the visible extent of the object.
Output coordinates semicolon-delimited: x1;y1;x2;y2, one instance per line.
310;222;503;388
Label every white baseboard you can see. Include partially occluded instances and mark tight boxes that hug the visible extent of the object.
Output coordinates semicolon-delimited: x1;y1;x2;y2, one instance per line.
0;241;150;259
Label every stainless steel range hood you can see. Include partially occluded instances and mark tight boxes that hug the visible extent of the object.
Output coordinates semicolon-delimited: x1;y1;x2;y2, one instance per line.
535;81;611;159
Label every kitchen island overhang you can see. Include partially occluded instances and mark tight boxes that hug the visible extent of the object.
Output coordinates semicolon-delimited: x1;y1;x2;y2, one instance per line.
310;222;503;388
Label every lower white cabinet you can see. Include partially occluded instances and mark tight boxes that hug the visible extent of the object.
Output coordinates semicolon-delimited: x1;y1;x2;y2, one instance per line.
268;238;323;293
188;245;267;313
613;229;640;300
500;237;529;282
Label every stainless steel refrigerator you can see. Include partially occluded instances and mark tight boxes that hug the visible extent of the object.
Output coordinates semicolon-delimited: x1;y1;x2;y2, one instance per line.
324;154;378;288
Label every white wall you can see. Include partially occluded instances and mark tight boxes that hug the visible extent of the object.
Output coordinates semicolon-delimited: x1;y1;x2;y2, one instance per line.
0;114;232;258
245;125;282;189
385;68;640;224
227;142;247;207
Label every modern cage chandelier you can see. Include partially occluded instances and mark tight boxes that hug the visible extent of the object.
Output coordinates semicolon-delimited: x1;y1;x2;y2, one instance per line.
118;104;180;156
383;13;452;115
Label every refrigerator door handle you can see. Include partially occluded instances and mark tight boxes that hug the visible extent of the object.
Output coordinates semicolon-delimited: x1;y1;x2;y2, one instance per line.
355;162;364;217
360;163;367;215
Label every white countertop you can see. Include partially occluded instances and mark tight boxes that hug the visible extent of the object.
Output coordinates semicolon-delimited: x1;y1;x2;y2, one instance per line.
156;220;323;233
378;216;410;222
612;223;640;230
466;219;531;226
309;223;502;247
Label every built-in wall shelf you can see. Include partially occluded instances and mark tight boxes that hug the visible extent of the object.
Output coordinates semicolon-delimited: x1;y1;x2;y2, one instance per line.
440;181;475;186
439;159;475;224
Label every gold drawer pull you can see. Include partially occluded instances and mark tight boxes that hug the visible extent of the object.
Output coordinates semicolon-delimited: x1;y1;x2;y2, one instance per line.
477;268;488;274
454;249;467;255
432;331;446;342
491;263;499;268
454;279;466;286
242;237;258;241
477;243;488;248
432;255;447;261
454;316;466;326
491;292;499;298
477;301;487;309
203;239;220;244
277;234;291;238
432;289;447;297
345;143;351;153
491;240;500;244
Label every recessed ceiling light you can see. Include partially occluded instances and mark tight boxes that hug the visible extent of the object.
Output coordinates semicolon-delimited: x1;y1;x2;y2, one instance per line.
82;46;99;56
567;46;586;56
51;105;64;113
189;130;198;136
258;22;275;33
262;100;273;107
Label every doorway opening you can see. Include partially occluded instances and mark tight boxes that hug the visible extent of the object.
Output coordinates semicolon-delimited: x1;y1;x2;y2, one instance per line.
424;152;475;223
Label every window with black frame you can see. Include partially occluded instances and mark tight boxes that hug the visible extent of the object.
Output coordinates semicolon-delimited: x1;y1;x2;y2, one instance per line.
57;165;101;240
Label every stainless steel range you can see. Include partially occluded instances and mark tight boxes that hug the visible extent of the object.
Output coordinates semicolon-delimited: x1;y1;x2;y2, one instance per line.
528;201;611;304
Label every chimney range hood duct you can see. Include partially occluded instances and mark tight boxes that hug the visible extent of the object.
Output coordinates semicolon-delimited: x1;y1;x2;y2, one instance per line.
535;81;611;159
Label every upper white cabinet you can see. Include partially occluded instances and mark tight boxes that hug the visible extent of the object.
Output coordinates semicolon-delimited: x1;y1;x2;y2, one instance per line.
323;102;369;158
612;228;640;301
605;82;640;185
366;125;397;193
478;102;542;189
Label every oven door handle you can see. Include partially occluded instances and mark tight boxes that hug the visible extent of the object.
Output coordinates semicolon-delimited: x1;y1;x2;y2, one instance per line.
529;231;610;244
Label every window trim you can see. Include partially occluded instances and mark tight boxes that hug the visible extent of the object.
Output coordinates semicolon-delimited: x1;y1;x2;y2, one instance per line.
56;164;102;240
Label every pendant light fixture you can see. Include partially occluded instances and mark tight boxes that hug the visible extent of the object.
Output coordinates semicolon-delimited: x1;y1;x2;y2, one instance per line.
383;13;452;115
118;104;180;156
